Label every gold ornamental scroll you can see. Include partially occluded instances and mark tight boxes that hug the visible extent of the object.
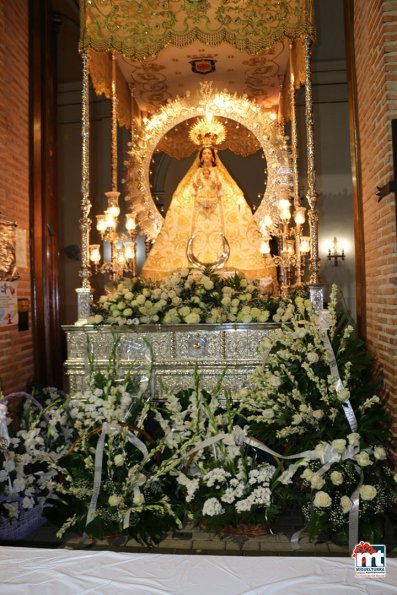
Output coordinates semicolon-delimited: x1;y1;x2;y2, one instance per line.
80;1;314;61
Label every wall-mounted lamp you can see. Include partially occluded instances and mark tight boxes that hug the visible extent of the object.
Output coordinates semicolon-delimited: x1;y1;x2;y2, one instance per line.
328;237;345;266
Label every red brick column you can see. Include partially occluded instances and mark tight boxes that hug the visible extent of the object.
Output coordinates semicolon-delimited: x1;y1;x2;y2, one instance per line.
0;0;33;394
353;0;397;443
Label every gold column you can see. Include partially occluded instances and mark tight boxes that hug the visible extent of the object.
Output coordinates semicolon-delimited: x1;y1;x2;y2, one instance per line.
290;41;302;287
111;52;118;192
304;35;320;287
278;74;285;133
76;51;92;322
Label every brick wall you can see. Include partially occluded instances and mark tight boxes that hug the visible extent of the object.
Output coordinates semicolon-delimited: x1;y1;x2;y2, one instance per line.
353;0;397;441
0;0;33;394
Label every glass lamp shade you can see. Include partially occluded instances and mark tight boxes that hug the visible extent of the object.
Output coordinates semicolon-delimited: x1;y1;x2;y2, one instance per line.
280;208;291;222
278;198;290;212
260;240;271;255
286;240;295;255
263;214;273;228
89;244;101;264
124;241;135;260
125;213;136;232
96;214;107;233
294;206;306;226
105;191;120;217
300;236;310;254
104;209;116;229
116;248;126;266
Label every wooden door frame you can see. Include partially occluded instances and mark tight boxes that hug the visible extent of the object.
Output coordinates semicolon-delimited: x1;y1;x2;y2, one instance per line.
29;0;63;387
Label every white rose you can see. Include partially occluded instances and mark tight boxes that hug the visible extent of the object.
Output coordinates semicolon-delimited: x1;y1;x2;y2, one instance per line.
332;439;347;454
340;495;352;514
330;471;343;486
359;485;377;501
373;446;387;460
301;468;314;481
108;494;122;507
203;280;214;290
337;388;350;402
313;491;332;508
312;410;324;420
310;474;325;490
114;454;125;467
347;432;360;446
185;312;200;324
355;451;372;467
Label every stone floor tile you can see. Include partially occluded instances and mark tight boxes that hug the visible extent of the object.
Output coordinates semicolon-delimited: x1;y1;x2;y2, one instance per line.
192;539;226;551
224;540;243;552
241;540;261;551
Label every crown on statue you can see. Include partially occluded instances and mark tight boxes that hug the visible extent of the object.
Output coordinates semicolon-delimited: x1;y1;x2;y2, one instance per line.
189;116;226;147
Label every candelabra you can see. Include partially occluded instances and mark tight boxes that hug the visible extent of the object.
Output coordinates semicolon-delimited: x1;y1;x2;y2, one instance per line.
89;191;137;280
259;185;311;296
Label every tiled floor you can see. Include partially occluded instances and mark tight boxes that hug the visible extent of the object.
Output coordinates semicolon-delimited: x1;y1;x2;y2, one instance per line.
3;522;396;557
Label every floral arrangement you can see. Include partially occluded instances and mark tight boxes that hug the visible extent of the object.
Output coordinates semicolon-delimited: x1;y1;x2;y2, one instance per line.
1;285;395;547
296;438;396;544
151;375;279;535
88;268;277;325
0;388;71;525
46;340;185;544
238;286;397;543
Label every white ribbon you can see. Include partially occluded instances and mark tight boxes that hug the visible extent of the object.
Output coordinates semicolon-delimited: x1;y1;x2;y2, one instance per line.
316;311;358;433
86;422;148;527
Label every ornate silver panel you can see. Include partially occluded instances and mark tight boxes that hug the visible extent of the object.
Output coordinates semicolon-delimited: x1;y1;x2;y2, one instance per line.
63;323;279;398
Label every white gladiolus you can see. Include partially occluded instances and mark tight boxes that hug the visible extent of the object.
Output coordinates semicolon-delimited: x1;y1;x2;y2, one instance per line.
114;454;125;466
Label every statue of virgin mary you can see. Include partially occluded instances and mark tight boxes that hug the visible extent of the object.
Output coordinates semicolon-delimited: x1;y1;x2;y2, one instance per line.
141;121;276;286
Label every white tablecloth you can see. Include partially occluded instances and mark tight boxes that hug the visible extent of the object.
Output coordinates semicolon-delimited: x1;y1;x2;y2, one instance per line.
0;547;396;594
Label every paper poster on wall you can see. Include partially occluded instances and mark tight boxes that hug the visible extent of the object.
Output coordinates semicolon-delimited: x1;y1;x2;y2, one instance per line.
0;281;18;326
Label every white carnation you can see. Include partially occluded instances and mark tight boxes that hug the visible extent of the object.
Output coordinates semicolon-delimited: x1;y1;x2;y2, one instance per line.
202;497;224;517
